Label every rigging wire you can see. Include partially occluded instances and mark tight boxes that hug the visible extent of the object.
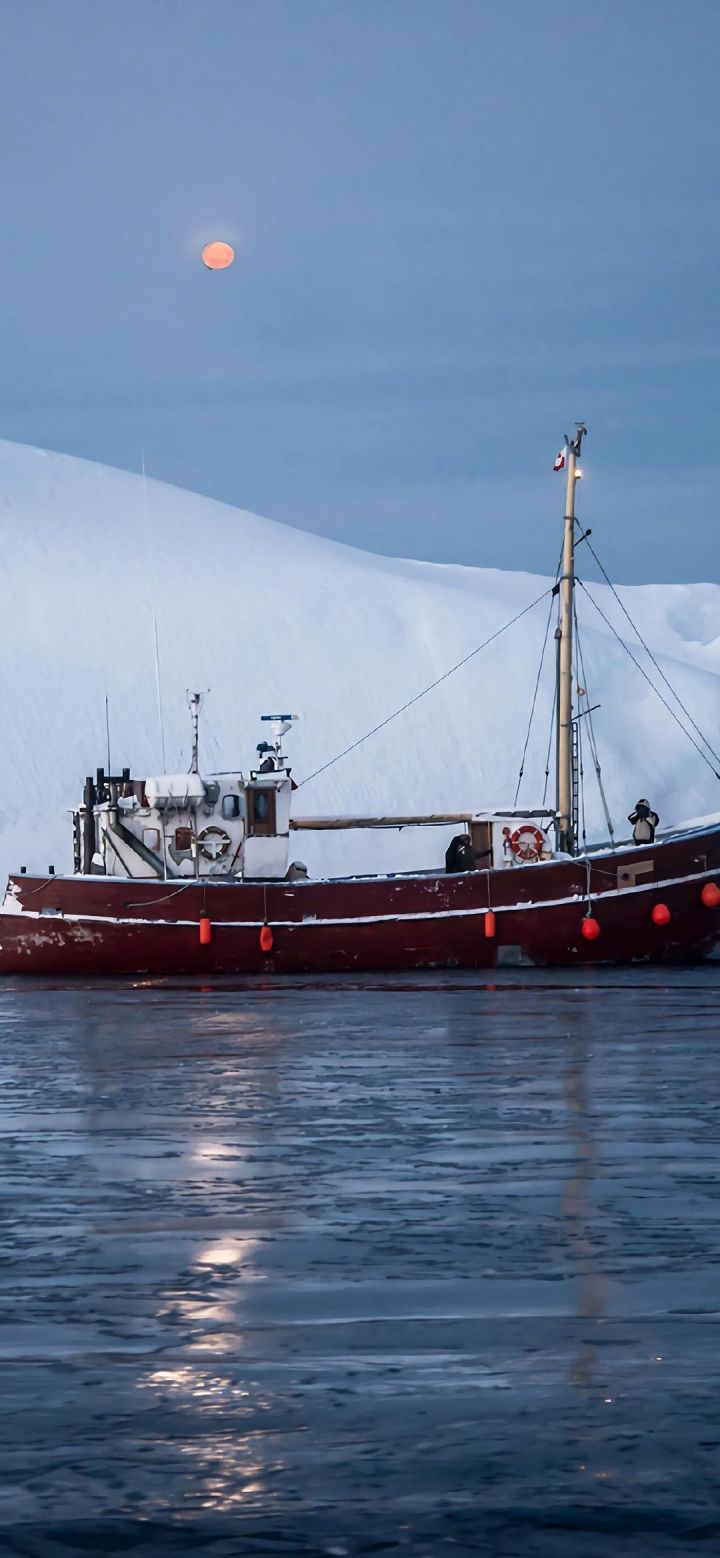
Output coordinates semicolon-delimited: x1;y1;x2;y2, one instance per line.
583;534;720;770
514;545;563;807
298;587;555;789
513;593;555;805
577;704;587;851
577;579;720;781
572;605;585;849
541;678;557;809
573;599;615;845
541;583;562;809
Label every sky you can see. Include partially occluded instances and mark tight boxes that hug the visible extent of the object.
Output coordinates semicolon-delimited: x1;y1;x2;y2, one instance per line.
0;0;718;584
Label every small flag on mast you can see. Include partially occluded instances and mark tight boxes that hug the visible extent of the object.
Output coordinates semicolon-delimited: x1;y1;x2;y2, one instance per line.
553;448;566;472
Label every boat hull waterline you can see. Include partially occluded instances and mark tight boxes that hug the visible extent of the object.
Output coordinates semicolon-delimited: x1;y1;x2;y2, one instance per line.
0;827;717;974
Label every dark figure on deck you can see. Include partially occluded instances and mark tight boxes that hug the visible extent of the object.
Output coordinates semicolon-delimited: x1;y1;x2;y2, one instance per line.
445;834;475;874
629;798;659;846
257;741;275;774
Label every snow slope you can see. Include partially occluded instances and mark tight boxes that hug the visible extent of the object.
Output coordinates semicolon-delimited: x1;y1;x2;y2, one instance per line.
0;439;718;880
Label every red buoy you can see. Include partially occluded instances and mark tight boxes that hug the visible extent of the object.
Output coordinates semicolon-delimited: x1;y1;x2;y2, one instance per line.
701;882;720;908
199;915;212;946
484;910;496;939
652;902;671;926
581;915;600;941
259;925;274;955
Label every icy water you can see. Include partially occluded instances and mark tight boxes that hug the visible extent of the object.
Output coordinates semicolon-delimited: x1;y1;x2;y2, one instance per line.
0;972;719;1557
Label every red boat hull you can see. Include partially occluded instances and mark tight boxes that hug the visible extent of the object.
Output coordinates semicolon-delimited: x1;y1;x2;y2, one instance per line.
0;825;718;975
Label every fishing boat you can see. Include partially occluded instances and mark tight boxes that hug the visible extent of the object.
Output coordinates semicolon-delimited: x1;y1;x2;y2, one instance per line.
1;424;718;975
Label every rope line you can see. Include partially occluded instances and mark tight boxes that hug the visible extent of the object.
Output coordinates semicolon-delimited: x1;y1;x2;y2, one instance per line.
574;601;615;845
297;587;554;789
514;592;556;806
584;536;720;769
542;679;558;808
578;710;587;850
577;579;720;781
125;882;198;908
572;602;586;849
514;544;563;808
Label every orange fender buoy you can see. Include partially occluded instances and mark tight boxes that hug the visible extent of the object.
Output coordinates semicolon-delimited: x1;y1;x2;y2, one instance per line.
701;882;720;908
581;915;600;941
484;910;496;939
259;924;274;955
652;902;671;926
199;915;212;946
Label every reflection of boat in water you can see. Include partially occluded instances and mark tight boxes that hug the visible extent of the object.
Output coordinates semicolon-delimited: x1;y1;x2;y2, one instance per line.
1;425;719;975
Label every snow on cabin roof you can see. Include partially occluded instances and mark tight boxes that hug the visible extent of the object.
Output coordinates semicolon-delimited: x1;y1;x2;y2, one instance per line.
145;774;207;805
473;807;556;821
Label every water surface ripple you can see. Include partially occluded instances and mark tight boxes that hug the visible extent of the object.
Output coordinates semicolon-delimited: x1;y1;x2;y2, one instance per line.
1;969;719;1555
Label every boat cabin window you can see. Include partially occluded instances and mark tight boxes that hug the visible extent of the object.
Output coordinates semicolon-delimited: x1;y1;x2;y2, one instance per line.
175;826;193;853
143;827;161;852
247;786;276;837
221;794;241;820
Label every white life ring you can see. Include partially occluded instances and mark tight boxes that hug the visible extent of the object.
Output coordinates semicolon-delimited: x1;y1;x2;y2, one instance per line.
197;825;232;862
509;824;546;862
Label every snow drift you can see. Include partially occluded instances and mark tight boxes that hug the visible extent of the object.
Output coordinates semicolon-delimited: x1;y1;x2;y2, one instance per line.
0;439;718;881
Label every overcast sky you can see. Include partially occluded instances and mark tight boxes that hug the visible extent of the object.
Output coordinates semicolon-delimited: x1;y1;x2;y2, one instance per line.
0;0;718;583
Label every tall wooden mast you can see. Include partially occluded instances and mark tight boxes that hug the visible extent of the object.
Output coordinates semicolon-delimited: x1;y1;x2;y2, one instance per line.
556;422;586;854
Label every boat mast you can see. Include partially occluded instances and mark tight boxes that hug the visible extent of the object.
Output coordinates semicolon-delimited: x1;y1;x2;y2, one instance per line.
556;422;586;855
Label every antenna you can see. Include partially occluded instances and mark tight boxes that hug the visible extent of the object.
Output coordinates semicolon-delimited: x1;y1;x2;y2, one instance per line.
187;690;207;775
153;615;167;773
104;693;111;774
142;452;168;775
258;714;299;772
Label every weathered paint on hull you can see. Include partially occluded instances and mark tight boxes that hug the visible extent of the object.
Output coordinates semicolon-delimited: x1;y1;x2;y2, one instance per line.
0;827;718;975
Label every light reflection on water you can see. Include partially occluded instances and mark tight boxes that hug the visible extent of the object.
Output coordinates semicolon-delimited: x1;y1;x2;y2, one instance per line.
0;969;718;1555
195;1237;259;1267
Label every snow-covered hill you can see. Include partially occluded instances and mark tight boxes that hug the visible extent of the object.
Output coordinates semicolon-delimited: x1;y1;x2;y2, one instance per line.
0;439;718;880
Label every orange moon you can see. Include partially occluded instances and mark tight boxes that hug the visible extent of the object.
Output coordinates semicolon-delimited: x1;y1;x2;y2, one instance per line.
201;241;235;271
